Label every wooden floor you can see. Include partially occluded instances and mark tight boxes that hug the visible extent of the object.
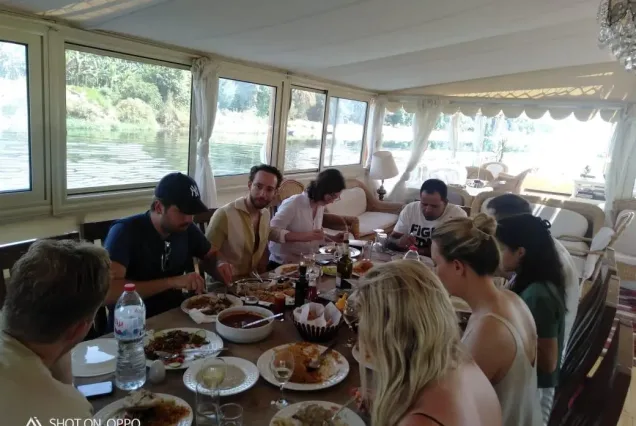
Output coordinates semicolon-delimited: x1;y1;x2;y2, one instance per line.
619;368;636;426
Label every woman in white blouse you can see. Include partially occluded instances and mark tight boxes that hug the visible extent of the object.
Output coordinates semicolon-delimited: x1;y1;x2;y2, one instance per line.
269;169;346;267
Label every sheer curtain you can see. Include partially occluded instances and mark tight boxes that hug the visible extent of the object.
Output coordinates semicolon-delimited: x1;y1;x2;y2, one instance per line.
364;96;387;190
605;105;636;218
389;99;443;201
192;57;220;208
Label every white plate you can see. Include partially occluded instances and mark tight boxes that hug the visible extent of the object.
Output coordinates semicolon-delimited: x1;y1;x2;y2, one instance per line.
270;400;365;426
145;328;223;370
180;294;243;321
71;338;117;377
257;343;349;391
93;393;193;425
352;344;375;371
319;245;361;258
391;254;435;267
183;356;259;396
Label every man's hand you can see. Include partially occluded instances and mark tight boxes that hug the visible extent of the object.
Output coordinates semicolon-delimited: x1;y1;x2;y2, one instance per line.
217;263;234;285
397;234;417;249
173;272;205;293
331;232;345;243
308;229;326;241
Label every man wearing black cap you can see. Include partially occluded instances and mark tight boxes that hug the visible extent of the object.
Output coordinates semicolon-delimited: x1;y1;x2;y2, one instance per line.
103;172;231;329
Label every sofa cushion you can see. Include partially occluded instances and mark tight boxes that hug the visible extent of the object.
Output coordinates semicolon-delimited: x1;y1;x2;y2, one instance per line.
358;212;399;236
613;209;636;257
559;240;589;253
481;198;589;238
326;187;367;217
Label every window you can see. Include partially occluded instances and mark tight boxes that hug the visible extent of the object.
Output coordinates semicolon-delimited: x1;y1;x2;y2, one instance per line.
65;47;192;192
323;97;367;167
284;87;326;172
380;107;415;190
0;40;29;193
210;78;276;176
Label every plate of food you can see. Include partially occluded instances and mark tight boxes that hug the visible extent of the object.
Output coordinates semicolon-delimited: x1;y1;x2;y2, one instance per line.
352;259;374;276
93;390;193;426
322;265;337;276
235;279;296;306
275;263;300;278
180;293;242;320
352;343;375;370
182;356;259;396
270;401;365;426
144;328;223;369
319;245;361;258
257;342;350;391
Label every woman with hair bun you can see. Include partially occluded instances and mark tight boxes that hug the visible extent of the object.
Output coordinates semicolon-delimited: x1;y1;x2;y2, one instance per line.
431;214;541;426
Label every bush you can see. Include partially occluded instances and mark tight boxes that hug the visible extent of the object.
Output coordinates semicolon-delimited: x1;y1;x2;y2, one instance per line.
116;76;162;110
66;93;107;121
115;98;157;128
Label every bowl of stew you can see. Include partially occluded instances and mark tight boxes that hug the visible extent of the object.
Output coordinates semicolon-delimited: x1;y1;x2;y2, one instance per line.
216;306;274;343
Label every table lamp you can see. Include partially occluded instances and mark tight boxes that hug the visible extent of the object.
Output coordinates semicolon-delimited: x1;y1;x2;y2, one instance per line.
369;151;399;200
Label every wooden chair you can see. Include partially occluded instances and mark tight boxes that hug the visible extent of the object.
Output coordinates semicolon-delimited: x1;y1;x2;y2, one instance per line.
553;319;632;426
481;161;509;179
273;179;304;214
465;166;495;181
550;262;619;424
488;168;533;194
194;208;217;236
79;220;117;339
1;232;81;307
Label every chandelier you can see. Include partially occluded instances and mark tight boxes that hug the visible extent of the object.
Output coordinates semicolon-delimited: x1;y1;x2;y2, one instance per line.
598;0;636;70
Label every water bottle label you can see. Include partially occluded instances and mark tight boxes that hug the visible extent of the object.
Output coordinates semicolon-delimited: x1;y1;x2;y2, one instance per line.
114;313;145;340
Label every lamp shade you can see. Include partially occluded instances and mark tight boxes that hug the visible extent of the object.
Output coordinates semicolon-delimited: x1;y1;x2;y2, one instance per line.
369;151;399;180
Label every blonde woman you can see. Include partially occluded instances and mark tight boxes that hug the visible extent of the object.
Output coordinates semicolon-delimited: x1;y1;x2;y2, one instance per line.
431;214;541;426
355;260;502;426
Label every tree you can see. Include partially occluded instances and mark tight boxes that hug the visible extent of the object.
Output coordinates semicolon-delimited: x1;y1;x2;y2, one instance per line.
255;85;271;118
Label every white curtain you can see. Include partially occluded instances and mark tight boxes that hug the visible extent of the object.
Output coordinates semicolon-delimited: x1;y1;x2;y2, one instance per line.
389;99;444;201
192;57;220;208
363;96;387;190
473;112;486;165
449;113;459;159
605;105;636;218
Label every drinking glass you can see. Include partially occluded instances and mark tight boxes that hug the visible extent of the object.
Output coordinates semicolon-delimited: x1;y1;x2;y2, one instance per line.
195;358;227;425
220;403;243;426
270;349;295;408
343;299;359;347
372;231;387;255
361;240;372;261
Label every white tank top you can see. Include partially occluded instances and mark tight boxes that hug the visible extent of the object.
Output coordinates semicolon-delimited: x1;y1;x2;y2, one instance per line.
464;313;542;426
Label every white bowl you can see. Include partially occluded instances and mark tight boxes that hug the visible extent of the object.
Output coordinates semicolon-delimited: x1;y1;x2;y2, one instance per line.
215;306;274;343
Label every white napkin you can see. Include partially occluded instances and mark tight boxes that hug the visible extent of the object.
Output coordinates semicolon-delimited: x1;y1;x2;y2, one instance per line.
293;302;342;327
187;309;215;324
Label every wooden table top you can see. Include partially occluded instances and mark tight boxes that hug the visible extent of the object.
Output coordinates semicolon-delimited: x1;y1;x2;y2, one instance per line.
76;251;470;425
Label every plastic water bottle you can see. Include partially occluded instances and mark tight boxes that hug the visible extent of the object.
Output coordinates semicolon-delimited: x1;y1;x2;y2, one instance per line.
403;245;421;262
114;283;147;390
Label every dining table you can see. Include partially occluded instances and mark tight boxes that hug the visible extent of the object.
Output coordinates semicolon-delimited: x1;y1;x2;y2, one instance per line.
75;241;471;425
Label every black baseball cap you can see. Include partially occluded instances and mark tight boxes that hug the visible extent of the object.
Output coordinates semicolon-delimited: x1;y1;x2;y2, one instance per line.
154;172;208;215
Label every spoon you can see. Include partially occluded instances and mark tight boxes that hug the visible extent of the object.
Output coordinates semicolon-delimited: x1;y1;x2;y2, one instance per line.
241;312;283;328
323;395;357;426
307;340;338;371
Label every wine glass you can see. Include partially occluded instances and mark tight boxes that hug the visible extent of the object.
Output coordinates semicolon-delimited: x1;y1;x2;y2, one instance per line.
343;300;359;347
270;349;295;409
196;358;227;425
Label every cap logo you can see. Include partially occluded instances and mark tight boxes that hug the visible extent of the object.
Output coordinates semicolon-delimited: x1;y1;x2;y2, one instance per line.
190;185;200;198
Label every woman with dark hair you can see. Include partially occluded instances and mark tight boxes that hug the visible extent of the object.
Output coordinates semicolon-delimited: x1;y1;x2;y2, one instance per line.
496;214;566;425
431;214;540;426
268;169;346;266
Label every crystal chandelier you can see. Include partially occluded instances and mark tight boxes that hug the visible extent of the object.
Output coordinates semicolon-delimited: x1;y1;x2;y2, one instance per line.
598;0;636;70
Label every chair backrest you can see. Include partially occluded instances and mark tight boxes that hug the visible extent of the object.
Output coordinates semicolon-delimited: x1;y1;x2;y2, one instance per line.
490;168;533;194
194;209;217;236
79;220;116;246
552;269;619;422
481;161;509;179
447;186;473;207
274;179;304;209
1;233;80;306
465;166;495;181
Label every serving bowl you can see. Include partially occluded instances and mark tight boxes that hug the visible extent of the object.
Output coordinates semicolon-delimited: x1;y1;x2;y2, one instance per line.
216;306;274;343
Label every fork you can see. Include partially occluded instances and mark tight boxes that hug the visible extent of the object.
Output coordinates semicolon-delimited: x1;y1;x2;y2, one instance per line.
307;340;339;371
323;395;357;425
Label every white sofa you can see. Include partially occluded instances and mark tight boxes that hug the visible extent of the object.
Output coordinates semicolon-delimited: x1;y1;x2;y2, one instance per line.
323;180;404;239
612;200;636;273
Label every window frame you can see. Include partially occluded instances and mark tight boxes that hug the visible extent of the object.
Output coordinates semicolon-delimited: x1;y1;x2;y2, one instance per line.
209;65;284;190
0;27;47;217
48;29;197;215
321;95;369;169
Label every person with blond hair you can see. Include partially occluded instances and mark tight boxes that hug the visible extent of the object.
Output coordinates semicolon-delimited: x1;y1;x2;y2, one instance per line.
431;214;541;426
354;260;502;426
0;239;111;425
